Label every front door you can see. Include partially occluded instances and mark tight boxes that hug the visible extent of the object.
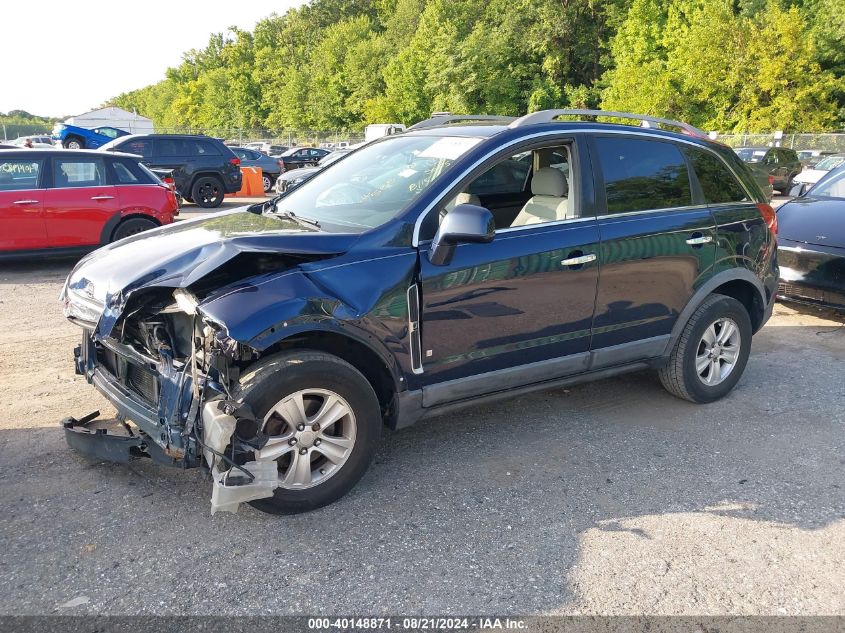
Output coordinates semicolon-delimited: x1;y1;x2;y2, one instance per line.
0;156;47;251
416;137;600;406
587;135;717;362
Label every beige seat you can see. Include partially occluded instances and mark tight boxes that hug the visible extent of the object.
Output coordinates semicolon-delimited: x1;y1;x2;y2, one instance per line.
510;168;572;227
444;191;481;213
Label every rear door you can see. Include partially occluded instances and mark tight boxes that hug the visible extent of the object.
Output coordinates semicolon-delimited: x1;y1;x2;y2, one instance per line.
588;135;717;363
44;156;119;247
0;156;47;251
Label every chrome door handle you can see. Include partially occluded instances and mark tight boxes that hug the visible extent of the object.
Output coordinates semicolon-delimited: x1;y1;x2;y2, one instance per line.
90;195;115;201
561;253;597;266
12;199;39;205
686;235;713;245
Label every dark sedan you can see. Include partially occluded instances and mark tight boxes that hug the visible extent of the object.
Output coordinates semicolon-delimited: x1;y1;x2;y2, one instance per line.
274;149;350;194
230;147;283;192
278;146;330;171
777;164;845;310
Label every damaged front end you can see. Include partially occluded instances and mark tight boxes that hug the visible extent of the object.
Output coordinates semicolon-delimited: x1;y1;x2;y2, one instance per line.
59;211;359;513
65;284;284;513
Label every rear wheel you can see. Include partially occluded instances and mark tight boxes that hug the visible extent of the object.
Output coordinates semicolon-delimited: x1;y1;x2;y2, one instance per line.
262;174;275;193
191;176;224;208
658;294;752;403
237;351;382;514
111;217;158;242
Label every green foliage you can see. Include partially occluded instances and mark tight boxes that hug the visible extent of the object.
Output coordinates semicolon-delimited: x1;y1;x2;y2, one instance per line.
601;0;843;132
110;0;844;133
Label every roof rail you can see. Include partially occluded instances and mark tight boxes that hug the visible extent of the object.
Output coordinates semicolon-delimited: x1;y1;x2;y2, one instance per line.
508;109;708;138
408;114;516;131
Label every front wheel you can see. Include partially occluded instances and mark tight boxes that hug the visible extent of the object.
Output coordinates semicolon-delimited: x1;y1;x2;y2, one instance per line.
237;351;382;514
658;294;752;403
64;137;84;149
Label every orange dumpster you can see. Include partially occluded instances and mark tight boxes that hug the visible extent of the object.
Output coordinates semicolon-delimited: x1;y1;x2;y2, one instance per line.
225;167;264;197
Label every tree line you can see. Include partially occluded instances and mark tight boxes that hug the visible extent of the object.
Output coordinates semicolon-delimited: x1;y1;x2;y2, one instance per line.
111;0;844;133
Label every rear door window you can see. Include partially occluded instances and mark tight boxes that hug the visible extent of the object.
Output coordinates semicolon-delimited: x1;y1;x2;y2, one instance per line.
53;158;107;188
156;138;186;157
0;158;42;190
682;147;748;203
594;137;692;213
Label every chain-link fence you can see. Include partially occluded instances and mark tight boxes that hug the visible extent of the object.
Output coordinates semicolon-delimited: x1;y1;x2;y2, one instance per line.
715;133;845;152
153;127;365;148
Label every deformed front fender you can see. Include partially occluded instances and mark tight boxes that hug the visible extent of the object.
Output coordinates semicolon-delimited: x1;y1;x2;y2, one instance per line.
197;257;418;386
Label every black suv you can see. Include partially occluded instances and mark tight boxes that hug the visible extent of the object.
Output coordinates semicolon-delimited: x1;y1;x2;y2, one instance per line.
99;134;242;208
61;110;778;515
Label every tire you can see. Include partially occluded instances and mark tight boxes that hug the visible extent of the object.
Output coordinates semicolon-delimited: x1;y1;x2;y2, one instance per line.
658;294;752;403
191;176;225;208
262;174;275;193
111;217;158;242
64;137;84;149
237;350;382;514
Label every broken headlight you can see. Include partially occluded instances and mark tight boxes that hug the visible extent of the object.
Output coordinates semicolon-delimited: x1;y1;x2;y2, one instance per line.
63;288;104;326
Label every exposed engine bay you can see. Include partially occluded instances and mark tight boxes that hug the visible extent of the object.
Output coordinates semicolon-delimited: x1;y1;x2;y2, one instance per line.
63;250;334;514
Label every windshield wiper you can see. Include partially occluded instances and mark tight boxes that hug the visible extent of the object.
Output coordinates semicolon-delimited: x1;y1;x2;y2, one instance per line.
273;209;321;229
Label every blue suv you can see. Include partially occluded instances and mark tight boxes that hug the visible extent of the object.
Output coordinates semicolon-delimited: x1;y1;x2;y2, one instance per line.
61;110;778;514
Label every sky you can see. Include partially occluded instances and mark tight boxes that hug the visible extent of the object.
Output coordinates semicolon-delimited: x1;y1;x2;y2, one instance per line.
0;0;306;118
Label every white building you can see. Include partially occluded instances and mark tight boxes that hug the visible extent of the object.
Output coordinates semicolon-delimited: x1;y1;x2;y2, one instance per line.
64;106;154;134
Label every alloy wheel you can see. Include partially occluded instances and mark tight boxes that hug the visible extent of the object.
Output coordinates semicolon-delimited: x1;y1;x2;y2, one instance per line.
695;317;741;386
255;388;357;489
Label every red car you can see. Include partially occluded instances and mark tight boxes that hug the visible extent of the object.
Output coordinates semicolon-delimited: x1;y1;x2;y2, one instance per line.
0;149;178;258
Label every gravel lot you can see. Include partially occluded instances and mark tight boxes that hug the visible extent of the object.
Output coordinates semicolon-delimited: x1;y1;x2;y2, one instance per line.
0;252;842;616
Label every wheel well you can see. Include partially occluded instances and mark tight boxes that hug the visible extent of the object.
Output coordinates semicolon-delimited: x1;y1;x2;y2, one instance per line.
189;172;224;190
712;279;765;332
110;213;160;241
262;331;399;427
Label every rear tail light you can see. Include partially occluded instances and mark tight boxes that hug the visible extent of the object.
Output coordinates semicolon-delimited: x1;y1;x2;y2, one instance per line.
757;202;777;235
278;159;286;173
768;175;774;185
230;157;241;166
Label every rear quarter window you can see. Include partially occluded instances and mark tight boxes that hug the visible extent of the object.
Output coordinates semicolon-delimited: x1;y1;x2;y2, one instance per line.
682;146;748;203
594;137;692;213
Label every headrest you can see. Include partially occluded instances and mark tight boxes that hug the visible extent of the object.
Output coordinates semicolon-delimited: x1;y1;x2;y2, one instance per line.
455;192;480;206
531;167;567;197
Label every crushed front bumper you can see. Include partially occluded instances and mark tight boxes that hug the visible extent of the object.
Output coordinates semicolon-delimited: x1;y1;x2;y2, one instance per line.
62;412;181;467
69;329;200;468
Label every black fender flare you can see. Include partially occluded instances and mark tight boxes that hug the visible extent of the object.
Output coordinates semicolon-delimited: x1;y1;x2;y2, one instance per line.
663;268;767;357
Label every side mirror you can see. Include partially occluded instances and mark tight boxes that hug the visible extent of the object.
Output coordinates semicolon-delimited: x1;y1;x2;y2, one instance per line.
429;203;495;266
789;183;805;197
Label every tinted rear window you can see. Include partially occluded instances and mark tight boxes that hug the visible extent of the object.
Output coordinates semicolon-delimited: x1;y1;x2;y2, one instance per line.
595;137;692;213
682;146;748;203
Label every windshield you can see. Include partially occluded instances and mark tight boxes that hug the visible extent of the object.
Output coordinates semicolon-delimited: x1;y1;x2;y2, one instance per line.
735;148;767;162
814;156;845;171
808;167;845;198
273;134;481;232
318;151;348;167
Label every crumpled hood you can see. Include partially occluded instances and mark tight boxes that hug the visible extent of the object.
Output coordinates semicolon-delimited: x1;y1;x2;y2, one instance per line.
62;208;358;334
